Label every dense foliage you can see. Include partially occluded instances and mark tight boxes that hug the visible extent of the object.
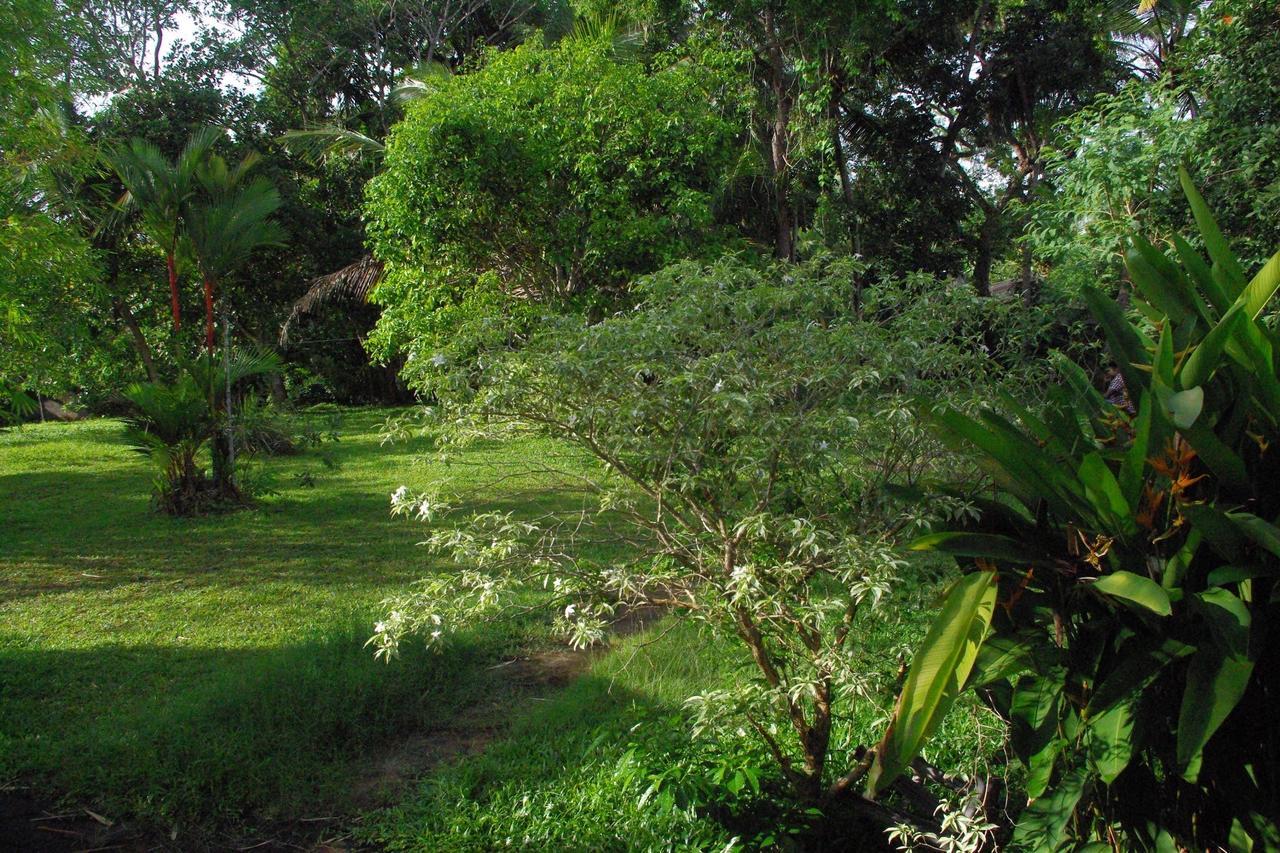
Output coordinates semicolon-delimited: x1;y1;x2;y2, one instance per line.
371;256;1035;839
363;34;739;392
886;175;1280;848
8;0;1280;847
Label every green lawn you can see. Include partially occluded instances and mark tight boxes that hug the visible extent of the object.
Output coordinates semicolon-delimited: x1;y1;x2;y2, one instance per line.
0;409;993;850
0;410;595;839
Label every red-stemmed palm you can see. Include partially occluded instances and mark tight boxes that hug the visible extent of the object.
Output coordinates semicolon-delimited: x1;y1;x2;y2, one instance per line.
184;152;285;351
107;126;222;331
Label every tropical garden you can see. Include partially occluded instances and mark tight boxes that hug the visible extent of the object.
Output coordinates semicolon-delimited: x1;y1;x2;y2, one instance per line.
1;0;1279;850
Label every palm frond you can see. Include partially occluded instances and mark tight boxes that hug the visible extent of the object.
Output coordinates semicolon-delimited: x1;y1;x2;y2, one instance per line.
186;175;285;283
185;346;284;399
393;62;454;103
279;255;385;345
280;126;386;166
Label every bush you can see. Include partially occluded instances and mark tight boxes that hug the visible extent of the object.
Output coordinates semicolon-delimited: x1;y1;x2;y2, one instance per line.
362;33;740;394
882;169;1280;849
122;348;281;514
370;255;1025;834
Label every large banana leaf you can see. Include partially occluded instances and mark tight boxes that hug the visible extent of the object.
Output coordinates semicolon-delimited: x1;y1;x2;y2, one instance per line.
867;570;996;797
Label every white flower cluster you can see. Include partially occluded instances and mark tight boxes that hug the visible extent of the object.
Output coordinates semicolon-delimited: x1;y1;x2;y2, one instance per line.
389;485;448;522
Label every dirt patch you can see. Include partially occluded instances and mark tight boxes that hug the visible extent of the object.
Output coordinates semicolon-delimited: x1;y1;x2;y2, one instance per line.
0;789;151;852
346;605;664;812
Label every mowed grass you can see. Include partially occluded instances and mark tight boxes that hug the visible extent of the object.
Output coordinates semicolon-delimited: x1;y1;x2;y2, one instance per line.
0;409;596;837
0;410;1000;849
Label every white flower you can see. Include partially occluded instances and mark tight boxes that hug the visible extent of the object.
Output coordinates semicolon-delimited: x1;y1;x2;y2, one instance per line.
374;621;386;634
391;485;408;503
431;353;447;367
564;604;576;618
430;614;442;625
712;380;724;392
430;630;442;640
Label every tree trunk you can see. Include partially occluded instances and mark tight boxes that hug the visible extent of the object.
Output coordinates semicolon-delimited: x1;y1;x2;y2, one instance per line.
973;210;998;297
115;298;158;382
763;7;796;262
166;253;181;330
828;83;865;312
1020;243;1039;307
203;276;216;351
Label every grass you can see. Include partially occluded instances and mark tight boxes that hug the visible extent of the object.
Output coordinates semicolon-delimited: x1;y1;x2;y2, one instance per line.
359;567;1001;852
0;409;1001;849
0;409;593;839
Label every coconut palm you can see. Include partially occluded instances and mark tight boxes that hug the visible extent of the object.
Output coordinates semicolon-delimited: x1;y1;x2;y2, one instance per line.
184;151;286;351
107;126;223;331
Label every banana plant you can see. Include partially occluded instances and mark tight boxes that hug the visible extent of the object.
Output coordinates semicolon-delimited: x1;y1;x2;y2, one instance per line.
872;168;1280;850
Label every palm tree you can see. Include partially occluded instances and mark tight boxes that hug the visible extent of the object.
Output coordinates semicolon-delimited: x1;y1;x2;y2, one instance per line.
184;152;285;351
124;347;282;513
107;126;223;331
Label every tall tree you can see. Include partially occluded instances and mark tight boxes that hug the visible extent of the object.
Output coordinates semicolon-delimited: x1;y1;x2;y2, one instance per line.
871;0;1119;295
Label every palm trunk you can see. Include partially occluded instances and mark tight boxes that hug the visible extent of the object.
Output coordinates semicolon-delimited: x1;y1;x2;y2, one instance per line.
166;253;181;330
203;276;216;351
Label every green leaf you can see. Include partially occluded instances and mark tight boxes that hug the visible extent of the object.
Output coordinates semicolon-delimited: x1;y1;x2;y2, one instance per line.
1011;672;1064;799
1118;392;1154;509
1078;452;1133;532
1193;588;1251;658
1157;385;1204;429
1177;645;1254;782
1181;419;1249;490
967;634;1035;689
1208;565;1277;586
1051;352;1107;421
1182;504;1247;563
1090;571;1172;616
1172;232;1231;314
1127;236;1200;324
1082;285;1151;396
1181;306;1244;389
1238;249;1280;321
1228;512;1280;560
1088;699;1135;784
1087;639;1182;717
1012;764;1087;851
868;571;997;797
1180;166;1247;298
932;408;1086;520
909;531;1044;563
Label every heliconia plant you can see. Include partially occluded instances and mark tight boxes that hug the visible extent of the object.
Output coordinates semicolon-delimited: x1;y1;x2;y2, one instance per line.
871;167;1280;850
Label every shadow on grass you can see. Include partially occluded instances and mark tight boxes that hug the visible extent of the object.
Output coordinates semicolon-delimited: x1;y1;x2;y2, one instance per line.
0;619;533;841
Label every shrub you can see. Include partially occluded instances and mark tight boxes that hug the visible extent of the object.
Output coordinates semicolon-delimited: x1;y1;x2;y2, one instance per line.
371;255;1022;828
879;169;1280;849
123;348;281;514
362;34;740;394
